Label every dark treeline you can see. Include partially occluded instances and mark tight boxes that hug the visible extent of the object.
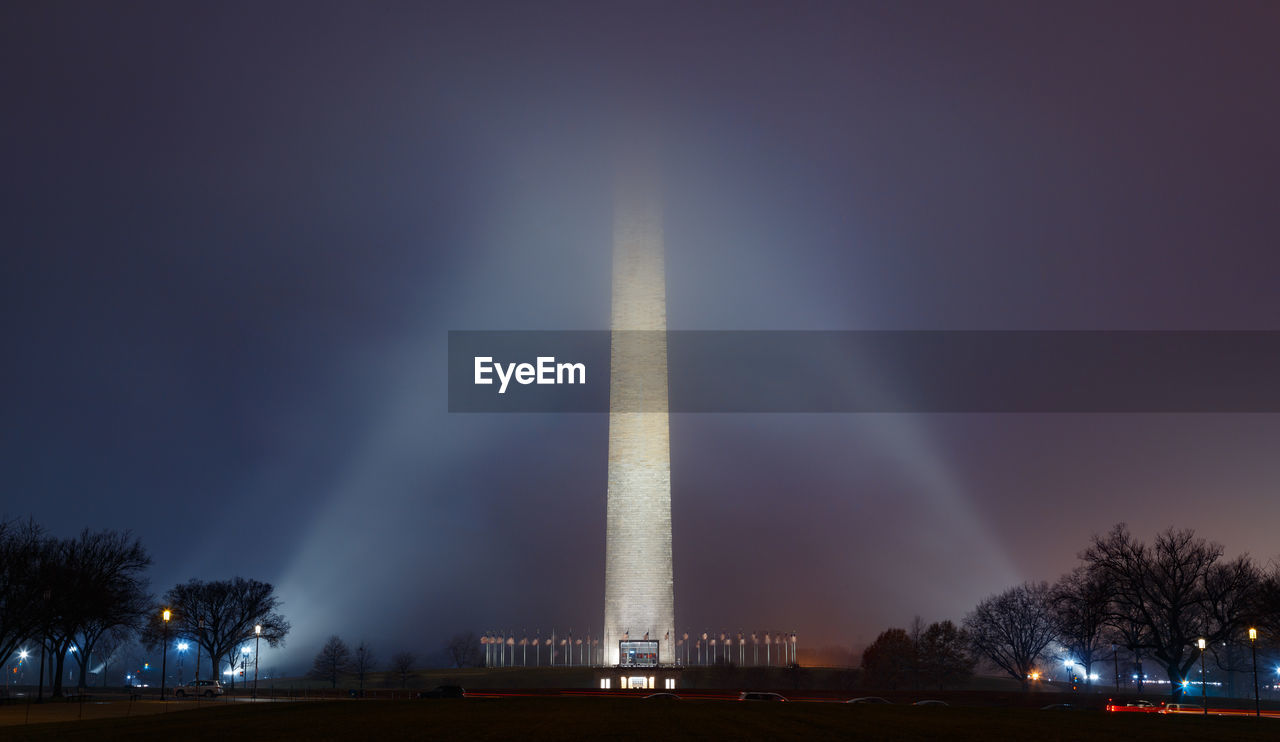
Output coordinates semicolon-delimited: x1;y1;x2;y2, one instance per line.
0;518;149;697
303;633;476;691
860;618;975;691
139;577;290;688
863;524;1280;700
965;523;1279;699
0;517;289;696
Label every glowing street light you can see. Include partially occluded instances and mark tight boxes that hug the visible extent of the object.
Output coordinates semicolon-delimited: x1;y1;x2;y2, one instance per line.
1248;628;1259;717
161;609;171;700
177;642;189;685
1197;637;1207;715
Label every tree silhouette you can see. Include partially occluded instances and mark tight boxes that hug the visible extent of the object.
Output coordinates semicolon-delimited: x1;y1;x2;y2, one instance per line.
446;632;479;668
391;651;416;688
143;577;289;687
1084;524;1258;699
917;620;974;690
965;582;1058;691
346;641;377;692
860;628;915;689
1051;565;1111;686
310;635;350;688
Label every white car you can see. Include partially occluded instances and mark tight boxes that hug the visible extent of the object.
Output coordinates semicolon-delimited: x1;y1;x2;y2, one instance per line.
173;679;224;697
1161;703;1203;714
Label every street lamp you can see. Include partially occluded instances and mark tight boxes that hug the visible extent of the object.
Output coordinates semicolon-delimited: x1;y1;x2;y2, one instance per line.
1197;637;1207;715
16;647;29;690
253;624;261;700
161;609;171;700
240;645;251;689
196;618;203;684
1249;628;1259;718
1112;643;1120;692
177;642;189;685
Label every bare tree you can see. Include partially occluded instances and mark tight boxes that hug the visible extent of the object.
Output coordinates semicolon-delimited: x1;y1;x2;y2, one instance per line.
143;577;290;688
1202;554;1261;678
917;620;974;690
61;529;151;692
1255;564;1280;641
310;635;350;688
907;616;926;689
391;651;416;688
1051;565;1111;686
1103;599;1154;693
346;641;377;692
446;632;479;668
964;582;1058;691
0;519;50;675
1083;524;1258;699
0;524;152;697
92;626;131;687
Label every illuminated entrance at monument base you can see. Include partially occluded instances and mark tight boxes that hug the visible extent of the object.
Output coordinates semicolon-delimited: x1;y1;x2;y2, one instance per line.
619;640;659;667
598;673;679;690
594;640;681;690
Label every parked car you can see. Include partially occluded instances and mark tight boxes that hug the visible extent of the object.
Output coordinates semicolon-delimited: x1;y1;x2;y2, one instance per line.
1105;699;1159;712
418;685;466;699
845;696;891;704
173;680;224;698
912;700;949;707
739;692;787;701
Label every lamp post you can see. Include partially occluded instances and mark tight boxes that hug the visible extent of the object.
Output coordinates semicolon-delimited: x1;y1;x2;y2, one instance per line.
254;624;262;700
1249;628;1259;718
1197;637;1207;715
1112;643;1120;692
195;618;202;683
161;609;171;700
15;649;29;691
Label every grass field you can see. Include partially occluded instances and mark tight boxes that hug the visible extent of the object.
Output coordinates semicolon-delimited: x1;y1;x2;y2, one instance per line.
2;696;1276;741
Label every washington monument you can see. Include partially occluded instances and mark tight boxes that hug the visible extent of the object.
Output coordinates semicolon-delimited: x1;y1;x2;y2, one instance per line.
602;147;675;666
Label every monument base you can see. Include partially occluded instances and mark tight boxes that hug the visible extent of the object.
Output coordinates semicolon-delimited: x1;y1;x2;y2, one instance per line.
592;666;684;691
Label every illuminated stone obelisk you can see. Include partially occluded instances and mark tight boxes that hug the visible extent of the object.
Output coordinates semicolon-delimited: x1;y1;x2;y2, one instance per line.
602;150;675;667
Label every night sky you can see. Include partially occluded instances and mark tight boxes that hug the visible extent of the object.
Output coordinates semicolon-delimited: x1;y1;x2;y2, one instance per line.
4;1;1279;672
